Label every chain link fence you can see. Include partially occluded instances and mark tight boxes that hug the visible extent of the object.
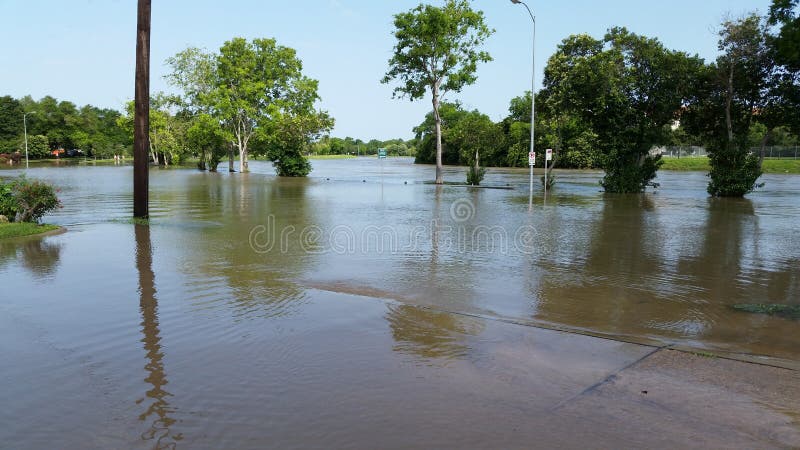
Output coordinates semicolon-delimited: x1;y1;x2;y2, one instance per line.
652;146;800;159
752;146;800;159
652;146;707;158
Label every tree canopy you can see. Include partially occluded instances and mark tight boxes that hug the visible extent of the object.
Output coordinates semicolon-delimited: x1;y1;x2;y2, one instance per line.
0;95;130;158
541;28;703;192
166;37;333;176
382;0;493;184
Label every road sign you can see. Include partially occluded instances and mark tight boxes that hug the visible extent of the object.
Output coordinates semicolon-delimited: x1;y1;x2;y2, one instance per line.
528;152;536;166
546;148;553;161
378;148;387;159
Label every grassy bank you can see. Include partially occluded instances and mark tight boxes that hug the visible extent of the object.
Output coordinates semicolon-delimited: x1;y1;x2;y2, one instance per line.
660;157;711;171
761;159;800;173
0;223;60;239
661;157;800;174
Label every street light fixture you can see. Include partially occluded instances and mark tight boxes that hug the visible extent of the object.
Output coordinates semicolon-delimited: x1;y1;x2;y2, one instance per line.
510;0;539;201
23;111;36;170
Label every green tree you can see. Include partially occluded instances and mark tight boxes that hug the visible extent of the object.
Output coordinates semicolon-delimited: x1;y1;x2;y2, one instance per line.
27;135;50;159
542;30;702;192
769;0;800;71
165;47;232;169
382;0;493;184
0;95;130;157
119;94;187;165
448;111;502;184
500;91;599;169
0;96;23;152
187;114;227;171
683;14;784;196
258;110;333;176
413;102;470;165
167;38;331;176
767;1;800;137
215;37;330;174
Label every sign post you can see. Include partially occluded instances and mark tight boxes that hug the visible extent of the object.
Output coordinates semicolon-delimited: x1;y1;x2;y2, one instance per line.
544;148;553;193
378;148;387;159
528;151;536;201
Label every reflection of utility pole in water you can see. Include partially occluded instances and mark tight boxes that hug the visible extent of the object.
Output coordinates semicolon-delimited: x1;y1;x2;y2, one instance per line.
135;224;181;448
431;185;442;263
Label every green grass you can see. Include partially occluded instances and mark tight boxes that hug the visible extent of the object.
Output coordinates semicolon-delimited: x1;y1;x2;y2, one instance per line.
660;157;711;171
690;351;718;359
761;159;800;174
0;222;60;239
110;217;150;226
660;156;800;174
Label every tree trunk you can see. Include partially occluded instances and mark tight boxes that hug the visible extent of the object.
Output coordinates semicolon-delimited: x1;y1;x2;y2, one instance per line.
133;0;151;219
432;82;443;185
239;147;247;173
228;143;235;172
725;64;735;143
198;148;207;171
759;128;772;169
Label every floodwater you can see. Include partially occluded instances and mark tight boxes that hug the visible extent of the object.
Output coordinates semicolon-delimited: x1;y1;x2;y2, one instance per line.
1;157;799;448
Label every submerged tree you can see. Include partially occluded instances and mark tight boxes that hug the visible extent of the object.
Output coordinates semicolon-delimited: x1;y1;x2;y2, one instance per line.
119;94;187;166
448;112;500;185
683;14;787;196
187;113;227;172
542;29;702;192
166;37;332;176
382;0;493;184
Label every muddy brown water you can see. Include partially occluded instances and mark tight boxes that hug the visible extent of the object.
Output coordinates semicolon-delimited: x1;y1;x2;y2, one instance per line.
1;158;798;448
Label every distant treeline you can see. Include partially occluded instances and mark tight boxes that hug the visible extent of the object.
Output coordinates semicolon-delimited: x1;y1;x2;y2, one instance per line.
310;136;416;157
0;95;131;158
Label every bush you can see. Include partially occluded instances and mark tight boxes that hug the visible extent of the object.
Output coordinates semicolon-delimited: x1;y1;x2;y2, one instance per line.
27;135;50;159
273;153;312;177
466;165;486;185
0;180;15;218
0;176;61;223
600;153;663;193
707;143;764;197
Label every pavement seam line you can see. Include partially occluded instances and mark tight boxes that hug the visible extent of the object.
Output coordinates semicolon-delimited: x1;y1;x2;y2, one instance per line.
548;345;669;413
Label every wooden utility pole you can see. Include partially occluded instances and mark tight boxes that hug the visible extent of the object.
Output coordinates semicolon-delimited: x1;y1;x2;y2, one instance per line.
133;0;151;218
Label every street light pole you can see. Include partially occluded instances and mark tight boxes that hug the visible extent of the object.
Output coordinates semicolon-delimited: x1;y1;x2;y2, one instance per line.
511;0;536;200
23;111;35;170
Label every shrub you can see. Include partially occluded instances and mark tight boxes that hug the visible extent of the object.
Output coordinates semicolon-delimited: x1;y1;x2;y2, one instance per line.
0;180;15;218
707;144;764;197
0;176;61;223
27;135;51;159
273;153;312;177
466;165;486;186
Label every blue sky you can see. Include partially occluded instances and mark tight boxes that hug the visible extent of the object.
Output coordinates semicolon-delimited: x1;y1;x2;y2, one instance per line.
0;0;771;140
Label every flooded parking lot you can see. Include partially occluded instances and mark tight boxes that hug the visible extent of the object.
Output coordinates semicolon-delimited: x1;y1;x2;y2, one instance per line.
1;158;798;448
